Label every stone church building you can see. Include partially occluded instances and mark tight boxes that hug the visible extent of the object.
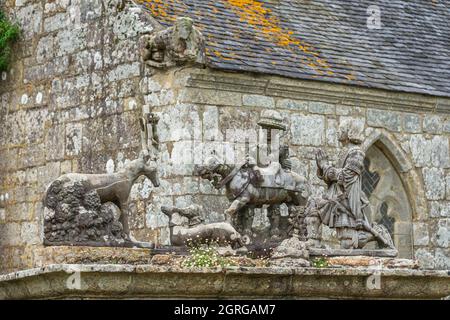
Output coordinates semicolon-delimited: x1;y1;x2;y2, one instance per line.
0;0;449;291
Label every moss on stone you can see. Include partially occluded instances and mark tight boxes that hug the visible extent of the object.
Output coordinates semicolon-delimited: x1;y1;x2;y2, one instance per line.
0;10;20;71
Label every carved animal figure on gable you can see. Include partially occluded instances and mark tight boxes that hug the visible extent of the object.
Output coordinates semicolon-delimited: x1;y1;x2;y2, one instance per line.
141;16;205;68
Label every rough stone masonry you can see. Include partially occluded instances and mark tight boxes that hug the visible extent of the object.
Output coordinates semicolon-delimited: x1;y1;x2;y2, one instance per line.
0;0;449;274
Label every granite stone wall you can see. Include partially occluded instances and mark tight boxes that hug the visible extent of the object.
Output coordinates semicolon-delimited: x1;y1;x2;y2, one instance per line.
0;0;156;272
0;0;449;273
153;69;450;269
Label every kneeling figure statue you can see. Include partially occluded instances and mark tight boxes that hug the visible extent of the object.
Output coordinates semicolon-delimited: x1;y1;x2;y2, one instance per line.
305;119;395;252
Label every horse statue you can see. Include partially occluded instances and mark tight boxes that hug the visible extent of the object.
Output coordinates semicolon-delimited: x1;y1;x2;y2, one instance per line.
194;154;310;237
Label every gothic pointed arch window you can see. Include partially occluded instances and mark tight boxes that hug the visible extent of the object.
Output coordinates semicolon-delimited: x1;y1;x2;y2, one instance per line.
362;144;413;258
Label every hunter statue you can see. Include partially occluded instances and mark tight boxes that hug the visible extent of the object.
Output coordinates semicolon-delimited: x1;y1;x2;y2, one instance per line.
304;119;395;251
194;110;310;242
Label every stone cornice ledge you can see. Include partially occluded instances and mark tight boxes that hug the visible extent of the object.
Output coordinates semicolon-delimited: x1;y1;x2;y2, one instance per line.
185;69;450;114
0;264;449;299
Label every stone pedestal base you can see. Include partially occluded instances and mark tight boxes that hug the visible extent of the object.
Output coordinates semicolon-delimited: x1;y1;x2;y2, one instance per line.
324;256;419;269
270;258;310;268
34;246;152;266
270;237;311;267
309;248;398;257
0;264;448;299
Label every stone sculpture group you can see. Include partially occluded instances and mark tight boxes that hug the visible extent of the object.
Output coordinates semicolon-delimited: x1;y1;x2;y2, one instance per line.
192;114;396;258
43;110;396;260
43;112;160;248
42;17;397;262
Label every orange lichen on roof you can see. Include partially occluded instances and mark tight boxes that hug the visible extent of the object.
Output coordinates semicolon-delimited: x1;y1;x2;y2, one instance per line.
137;0;180;21
345;73;356;81
224;0;333;75
137;0;341;78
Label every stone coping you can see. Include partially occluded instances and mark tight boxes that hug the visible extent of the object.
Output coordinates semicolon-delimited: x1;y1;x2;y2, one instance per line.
309;248;398;257
0;264;449;299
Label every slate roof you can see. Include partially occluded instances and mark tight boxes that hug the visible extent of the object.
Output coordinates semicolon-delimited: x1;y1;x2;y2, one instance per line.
137;0;450;98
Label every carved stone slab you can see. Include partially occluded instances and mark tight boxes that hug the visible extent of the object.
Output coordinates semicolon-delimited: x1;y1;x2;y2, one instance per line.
309;248;399;258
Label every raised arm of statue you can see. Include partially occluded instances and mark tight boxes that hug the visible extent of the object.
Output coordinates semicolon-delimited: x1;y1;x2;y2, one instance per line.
315;149;341;185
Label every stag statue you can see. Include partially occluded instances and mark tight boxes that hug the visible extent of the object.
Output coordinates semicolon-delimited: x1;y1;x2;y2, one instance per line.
43;112;160;247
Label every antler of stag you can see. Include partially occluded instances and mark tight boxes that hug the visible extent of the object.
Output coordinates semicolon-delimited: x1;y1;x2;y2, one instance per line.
139;110;160;162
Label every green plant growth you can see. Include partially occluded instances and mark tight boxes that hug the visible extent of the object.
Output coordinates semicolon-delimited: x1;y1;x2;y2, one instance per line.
0;10;20;71
182;240;236;268
311;257;329;268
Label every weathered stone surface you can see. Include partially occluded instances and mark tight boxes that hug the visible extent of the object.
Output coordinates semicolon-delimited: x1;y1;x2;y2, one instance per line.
336;105;352;115
202;105;222;141
443;119;450;134
276;99;307;111
179;88;242;106
55;28;87;57
309;101;335;114
309;248;398;257
434;248;450;269
413;222;429;246
326;119;339;147
0;0;449;274
107;62;140;82
430;201;450;218
410;135;450;168
36;35;54;63
65;123;83;157
15;3;43;40
431;219;450;248
157;104;201;142
367;109;401;132
112;4;153;39
325;256;419;269
43;12;69;33
271;237;309;260
151;254;181;266
0;264;449;299
414;248;435;269
33;246;152;266
269;257;310;268
291;114;324;146
403;114;421;133
20;222;40;245
430;137;450;169
423;167;446;200
423;115;443;134
242;94;275;108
